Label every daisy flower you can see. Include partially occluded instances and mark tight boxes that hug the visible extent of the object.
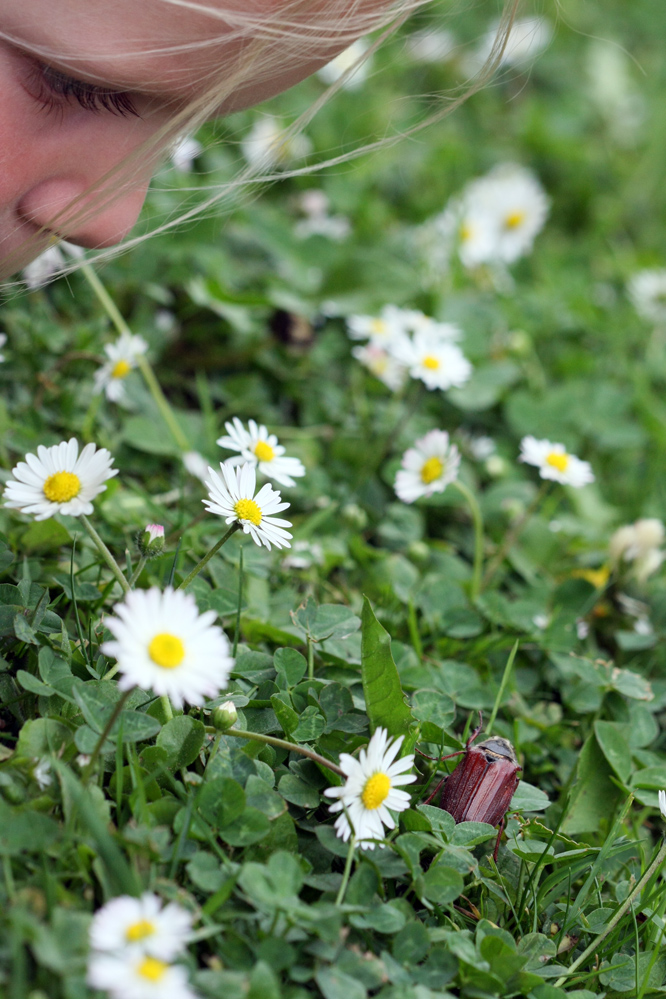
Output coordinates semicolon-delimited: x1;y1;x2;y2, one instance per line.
346;306;410;347
659;789;666;820
317;38;372;90
203;462;293;551
22;244;66;289
437;165;549;269
4;438;117;521
628;269;666;324
395;430;461;503
87;952;198;999
101;587;233;709
93;332;148;402
216;418;305;487
0;332;6;362
466;16;552;73
351;344;408;391
609;518;665;582
90;893;192;961
519;436;594;487
240;115;311;170
391;329;471;391
324;727;416;850
170;135;203;172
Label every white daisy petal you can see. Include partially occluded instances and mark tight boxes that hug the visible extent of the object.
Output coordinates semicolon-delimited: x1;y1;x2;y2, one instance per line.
519;435;594;488
89;892;192;960
216;418;305;487
93;332;148;402
394;430;461;504
101;587;233;710
203;461;292;551
324;727;415;850
87;951;198;999
4;438;117;521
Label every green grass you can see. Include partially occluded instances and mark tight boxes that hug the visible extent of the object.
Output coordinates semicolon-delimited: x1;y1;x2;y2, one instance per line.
2;1;666;996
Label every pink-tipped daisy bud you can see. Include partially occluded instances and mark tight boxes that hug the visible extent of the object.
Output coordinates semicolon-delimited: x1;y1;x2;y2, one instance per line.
137;524;165;558
212;700;238;732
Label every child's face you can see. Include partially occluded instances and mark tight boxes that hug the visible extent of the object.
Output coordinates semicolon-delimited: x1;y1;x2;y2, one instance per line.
0;0;344;276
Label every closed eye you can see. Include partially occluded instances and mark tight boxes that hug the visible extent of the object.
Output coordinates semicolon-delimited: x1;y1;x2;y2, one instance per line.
26;60;139;117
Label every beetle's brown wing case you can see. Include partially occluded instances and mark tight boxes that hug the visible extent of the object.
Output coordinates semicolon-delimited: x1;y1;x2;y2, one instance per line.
440;747;519;827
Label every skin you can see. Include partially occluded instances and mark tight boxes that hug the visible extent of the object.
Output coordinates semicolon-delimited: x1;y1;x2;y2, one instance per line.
0;0;357;276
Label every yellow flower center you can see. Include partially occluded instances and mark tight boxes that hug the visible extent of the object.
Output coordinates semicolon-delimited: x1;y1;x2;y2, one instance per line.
504;209;526;230
460;222;473;243
148;633;185;669
420;456;444;484
361;772;391;810
43;471;81;503
574;567;610;589
111;359;132;379
545;451;569;473
126;919;155;943
422;355;440;370
253;440;275;462
234;498;262;526
137;957;168;983
370;319;388;336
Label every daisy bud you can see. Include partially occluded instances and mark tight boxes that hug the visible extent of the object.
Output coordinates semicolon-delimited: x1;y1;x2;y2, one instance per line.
212;700;238;732
138;524;165;558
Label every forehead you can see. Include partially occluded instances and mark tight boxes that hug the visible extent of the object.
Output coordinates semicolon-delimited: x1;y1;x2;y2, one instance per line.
0;0;274;95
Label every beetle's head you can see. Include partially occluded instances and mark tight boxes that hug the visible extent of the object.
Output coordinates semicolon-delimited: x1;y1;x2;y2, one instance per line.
477;737;518;765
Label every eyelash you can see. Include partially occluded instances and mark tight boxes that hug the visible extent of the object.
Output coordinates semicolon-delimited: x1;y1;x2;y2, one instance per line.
27;61;139;118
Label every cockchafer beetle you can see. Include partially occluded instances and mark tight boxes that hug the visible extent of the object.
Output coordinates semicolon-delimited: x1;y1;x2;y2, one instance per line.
421;715;521;860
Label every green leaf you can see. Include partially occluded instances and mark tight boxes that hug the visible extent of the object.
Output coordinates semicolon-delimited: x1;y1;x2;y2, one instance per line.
198;777;246;828
411;688;455;732
219;808;271;846
419;863;464;905
14;612;38;645
316;968;367;999
157;716;205;768
510;781;550;813
16;670;57;697
291;705;326;742
274;647;307;687
278;773;320;809
270;693;299;738
21;519;71;554
416;804;456;837
0;800;60;855
562;733;623;835
594;721;632;783
360;596;413;737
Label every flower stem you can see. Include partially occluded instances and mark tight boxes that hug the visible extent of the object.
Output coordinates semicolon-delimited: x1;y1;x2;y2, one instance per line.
452;480;484;602
128;556;147;588
80;262;132;338
482;481;549;590
336;837;357;906
160;694;174;722
81;515;130;595
554;837;666;988
307;637;315;681
136;353;190;452
209;727;345;777
177;523;241;590
82;688;132;783
79;261;190;452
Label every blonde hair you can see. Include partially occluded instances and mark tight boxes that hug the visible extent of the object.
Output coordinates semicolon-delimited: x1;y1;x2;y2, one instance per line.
1;0;522;278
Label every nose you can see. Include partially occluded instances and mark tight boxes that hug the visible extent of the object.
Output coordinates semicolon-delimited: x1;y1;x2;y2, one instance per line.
17;176;150;249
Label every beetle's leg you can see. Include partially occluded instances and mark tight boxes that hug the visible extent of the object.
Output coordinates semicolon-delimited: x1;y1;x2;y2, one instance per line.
466;711;483;750
423;775;448;805
492;816;506;862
